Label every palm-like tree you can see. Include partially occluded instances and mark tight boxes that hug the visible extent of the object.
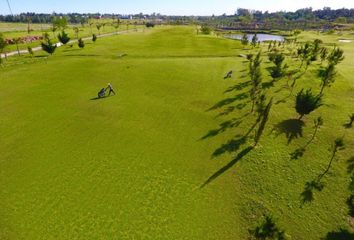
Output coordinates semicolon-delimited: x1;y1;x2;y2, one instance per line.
295;89;322;120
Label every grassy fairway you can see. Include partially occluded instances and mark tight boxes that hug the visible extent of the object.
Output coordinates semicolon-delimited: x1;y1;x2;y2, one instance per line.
0;26;353;239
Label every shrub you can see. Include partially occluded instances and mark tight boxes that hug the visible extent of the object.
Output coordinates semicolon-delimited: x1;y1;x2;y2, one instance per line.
200;25;212;35
145;22;155;28
78;38;85;48
92;34;97;42
241;33;249;46
41;34;57;55
57;30;70;45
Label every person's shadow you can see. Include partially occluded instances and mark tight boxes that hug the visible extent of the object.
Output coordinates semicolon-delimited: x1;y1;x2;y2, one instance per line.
90;95;113;101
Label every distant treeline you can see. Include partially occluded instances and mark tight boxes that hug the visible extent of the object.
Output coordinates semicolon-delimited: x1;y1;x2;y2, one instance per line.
1;8;354;30
0;12;183;24
209;8;354;30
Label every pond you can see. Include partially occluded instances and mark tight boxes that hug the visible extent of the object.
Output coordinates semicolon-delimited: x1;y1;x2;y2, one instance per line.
225;33;284;42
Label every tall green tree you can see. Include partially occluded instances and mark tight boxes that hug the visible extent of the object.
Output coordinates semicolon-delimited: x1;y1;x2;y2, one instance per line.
268;52;286;79
320;47;328;64
327;47;344;65
295;89;322;119
310;39;322;61
297;42;312;68
318;63;336;95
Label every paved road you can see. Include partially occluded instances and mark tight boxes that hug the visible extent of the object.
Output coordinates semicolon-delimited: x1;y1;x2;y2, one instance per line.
0;29;140;59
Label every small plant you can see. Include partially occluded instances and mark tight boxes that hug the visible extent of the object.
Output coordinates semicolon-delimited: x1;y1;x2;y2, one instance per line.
295;89;322;119
73;27;79;39
57;30;70;45
241;33;249;46
96;23;102;35
41;34;57;55
92;34;97;42
251;34;258;47
78;38;85;48
27;46;34;57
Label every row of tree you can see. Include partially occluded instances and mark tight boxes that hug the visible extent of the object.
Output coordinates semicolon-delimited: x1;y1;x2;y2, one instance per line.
237;32;350;238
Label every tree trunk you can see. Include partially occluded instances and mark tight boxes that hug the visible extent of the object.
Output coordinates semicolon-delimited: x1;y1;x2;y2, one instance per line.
319;84;325;96
16;43;20;56
317;149;337;182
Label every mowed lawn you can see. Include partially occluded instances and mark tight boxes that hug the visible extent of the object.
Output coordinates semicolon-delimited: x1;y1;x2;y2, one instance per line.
0;26;353;239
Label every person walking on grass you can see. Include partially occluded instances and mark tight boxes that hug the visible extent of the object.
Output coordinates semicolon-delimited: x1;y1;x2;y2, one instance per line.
106;83;116;96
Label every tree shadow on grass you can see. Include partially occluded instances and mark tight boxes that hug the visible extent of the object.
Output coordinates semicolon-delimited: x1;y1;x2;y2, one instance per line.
272;119;305;145
64;54;101;57
350;176;354;192
207;92;249;111
201;119;242;140
34;55;48;58
322;228;354;240
347;157;354;174
201;146;254;188
224;81;251;93
347;194;354;218
300;180;324;206
63;48;81;52
215;103;248;117
212;135;248;158
211;118;259;158
290;147;306;160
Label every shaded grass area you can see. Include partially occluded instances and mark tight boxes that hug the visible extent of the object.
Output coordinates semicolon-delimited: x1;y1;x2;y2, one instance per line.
0;26;354;239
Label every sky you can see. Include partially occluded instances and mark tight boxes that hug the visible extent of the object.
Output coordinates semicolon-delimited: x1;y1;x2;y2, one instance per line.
0;0;354;15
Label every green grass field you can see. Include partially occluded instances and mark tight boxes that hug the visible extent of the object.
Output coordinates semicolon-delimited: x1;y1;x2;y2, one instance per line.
0;21;142;52
1;26;353;239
